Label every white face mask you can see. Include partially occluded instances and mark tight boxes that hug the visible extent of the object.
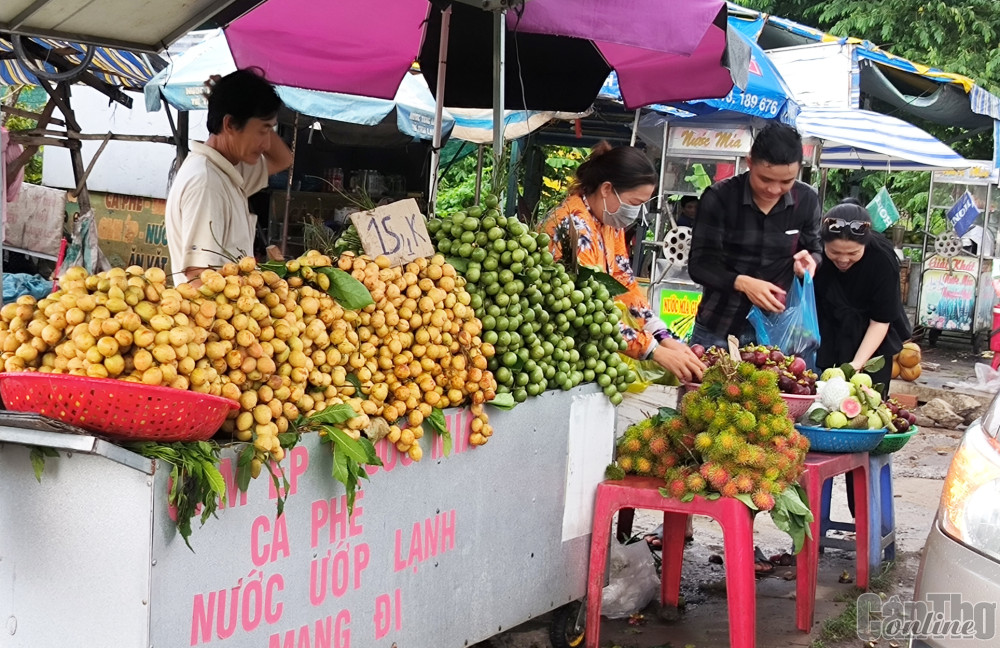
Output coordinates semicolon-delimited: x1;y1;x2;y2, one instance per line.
603;188;644;229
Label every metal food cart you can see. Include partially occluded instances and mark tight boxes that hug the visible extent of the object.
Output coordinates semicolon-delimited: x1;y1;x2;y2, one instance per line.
0;387;612;648
640;122;753;341
916;162;1000;350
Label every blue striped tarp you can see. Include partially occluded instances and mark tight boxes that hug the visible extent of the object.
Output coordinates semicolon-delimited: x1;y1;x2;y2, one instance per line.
794;107;970;171
0;36;159;89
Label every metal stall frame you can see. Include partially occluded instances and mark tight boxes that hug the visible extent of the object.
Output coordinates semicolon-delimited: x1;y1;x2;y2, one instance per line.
642;120;752;288
915;164;999;350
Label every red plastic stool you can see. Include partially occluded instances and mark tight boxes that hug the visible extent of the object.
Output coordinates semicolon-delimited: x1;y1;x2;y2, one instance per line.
586;476;757;648
797;452;870;632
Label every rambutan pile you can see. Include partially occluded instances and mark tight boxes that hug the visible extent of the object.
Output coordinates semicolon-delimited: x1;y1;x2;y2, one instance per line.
611;354;810;512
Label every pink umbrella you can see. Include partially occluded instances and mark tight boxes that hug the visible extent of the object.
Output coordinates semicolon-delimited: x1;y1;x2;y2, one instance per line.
225;0;740;112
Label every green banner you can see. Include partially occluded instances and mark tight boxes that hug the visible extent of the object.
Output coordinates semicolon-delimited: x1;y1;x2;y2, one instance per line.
867;187;901;233
658;288;702;343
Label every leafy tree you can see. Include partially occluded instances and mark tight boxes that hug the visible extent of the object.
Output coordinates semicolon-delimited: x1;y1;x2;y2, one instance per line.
739;0;1000;94
1;91;43;185
436;144;588;227
739;0;998;235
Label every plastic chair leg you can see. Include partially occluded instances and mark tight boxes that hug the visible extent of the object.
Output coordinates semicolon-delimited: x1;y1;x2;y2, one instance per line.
585;494;615;648
852;464;871;590
719;505;757;648
797;468;823;632
660;512;689;607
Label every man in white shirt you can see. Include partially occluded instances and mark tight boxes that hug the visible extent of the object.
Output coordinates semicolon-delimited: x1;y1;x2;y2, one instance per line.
166;69;293;285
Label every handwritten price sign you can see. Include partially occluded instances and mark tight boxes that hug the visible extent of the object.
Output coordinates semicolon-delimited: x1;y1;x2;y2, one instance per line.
350;199;435;267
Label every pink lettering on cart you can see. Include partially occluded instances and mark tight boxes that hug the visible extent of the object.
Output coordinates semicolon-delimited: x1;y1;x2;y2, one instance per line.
309;492;364;548
267;610;350;648
308;543;371;606
189;572;285;646
250;515;291;567
393;509;457;573
373;589;403;639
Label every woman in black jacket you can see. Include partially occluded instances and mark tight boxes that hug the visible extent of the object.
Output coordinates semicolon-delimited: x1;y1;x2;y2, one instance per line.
814;199;911;394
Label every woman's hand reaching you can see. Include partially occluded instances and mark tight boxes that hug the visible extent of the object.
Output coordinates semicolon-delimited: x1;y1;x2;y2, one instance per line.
652;337;705;383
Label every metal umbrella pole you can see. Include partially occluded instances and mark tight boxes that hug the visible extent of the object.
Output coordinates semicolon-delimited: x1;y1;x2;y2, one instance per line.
629;109;640;146
281;111;299;257
474;144;485;204
427;5;452;216
492;8;506;197
647;120;671;291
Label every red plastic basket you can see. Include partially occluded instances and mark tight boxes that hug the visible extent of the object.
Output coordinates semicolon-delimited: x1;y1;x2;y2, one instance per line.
684;382;817;421
0;372;239;443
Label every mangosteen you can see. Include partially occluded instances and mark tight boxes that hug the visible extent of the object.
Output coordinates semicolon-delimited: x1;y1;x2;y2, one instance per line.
788;357;808;375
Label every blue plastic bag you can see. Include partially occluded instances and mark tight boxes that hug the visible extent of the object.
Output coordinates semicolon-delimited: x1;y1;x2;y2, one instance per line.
3;273;53;303
746;272;821;370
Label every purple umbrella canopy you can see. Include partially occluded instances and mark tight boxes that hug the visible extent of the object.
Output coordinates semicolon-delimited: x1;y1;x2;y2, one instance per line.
225;0;739;112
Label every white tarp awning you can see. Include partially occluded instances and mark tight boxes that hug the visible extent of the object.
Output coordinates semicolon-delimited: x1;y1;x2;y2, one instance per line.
795;107;971;171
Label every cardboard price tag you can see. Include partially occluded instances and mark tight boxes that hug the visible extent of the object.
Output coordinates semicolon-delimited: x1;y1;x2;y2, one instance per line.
349;199;435;267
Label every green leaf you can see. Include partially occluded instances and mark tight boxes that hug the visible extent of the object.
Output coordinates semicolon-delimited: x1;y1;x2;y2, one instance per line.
578;266;628;297
356;437;383;466
768;485;814;554
445;257;469;273
783;484;815;518
488;392;516;410
41;447;59;458
839;363;856;380
680;493;695;503
30;448;46;483
265;461;288;518
236;446;254;491
427;408;447;436
308;404;361;426
706;492;721;500
864;356;886;373
734;493;759;510
655;407;679;423
278;432;301;449
316;267;374;310
346;373;364;397
808;407;830;425
202;461;226;498
421;408;451;456
259;260;288;278
332;445;350;485
328;428;370;464
344;458;361;512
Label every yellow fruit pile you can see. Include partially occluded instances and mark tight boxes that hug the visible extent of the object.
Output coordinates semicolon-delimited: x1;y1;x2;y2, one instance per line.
0;251;497;474
892;342;922;382
339;252;497;454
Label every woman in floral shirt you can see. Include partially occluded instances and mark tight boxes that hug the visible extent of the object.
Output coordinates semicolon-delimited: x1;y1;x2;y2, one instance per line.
541;142;704;382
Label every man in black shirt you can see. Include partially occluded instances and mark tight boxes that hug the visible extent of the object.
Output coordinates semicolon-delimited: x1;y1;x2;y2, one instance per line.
688;123;822;349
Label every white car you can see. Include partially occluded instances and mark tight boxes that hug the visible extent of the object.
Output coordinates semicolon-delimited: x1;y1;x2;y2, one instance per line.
910;392;1000;647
